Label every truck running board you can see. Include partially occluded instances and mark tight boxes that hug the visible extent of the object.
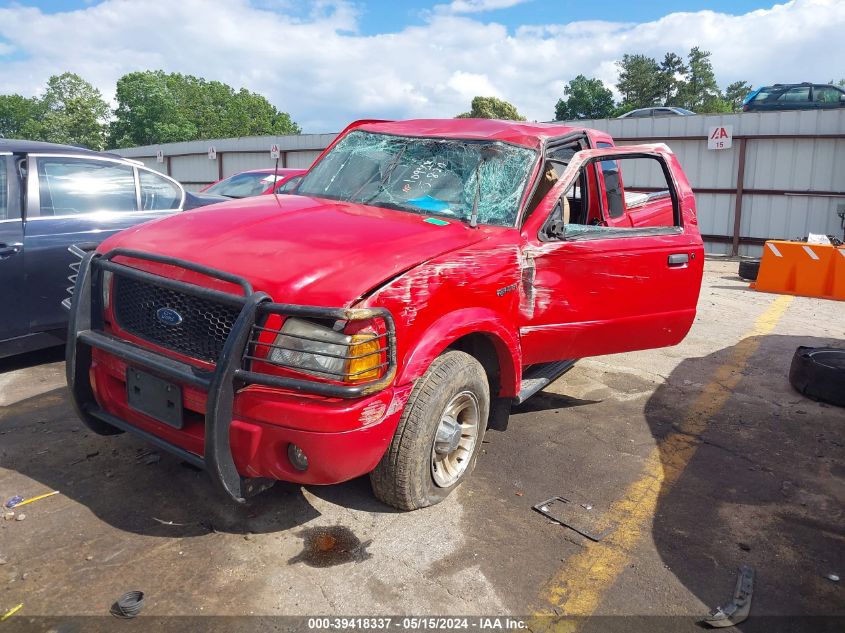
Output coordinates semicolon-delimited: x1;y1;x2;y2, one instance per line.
515;360;577;404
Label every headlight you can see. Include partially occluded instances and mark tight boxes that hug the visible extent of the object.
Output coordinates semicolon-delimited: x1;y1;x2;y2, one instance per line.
267;318;384;383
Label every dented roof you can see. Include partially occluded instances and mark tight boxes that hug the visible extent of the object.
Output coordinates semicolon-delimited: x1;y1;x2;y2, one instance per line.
355;119;584;148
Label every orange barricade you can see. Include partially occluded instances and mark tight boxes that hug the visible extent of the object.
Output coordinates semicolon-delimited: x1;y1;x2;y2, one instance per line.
752;240;845;301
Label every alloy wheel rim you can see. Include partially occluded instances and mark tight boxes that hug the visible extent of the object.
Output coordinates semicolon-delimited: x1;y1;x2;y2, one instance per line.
431;391;480;488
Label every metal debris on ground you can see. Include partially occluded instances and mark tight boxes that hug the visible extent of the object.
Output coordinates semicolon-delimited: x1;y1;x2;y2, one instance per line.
703;565;755;628
826;573;840;582
533;496;614;542
13;491;59;508
152;517;187;526
1;604;23;622
110;591;145;619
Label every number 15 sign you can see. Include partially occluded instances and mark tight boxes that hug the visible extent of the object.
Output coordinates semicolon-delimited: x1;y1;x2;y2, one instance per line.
708;125;733;150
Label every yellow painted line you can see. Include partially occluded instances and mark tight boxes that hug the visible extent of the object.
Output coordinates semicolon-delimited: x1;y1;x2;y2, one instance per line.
533;294;793;625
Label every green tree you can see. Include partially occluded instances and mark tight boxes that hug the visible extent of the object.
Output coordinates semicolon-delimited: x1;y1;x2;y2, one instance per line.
18;73;110;149
0;94;43;139
109;71;196;148
554;75;615;120
616;54;662;109
657;52;687;106
456;96;526;120
109;70;300;148
678;47;720;110
723;80;753;111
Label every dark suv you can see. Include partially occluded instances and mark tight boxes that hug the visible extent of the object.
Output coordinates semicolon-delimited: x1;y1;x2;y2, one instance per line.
743;83;845;112
0;139;225;358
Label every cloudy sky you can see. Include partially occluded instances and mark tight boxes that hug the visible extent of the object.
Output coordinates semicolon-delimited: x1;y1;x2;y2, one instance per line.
0;0;842;132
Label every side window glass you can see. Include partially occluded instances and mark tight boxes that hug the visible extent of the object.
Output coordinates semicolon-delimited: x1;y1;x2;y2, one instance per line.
0;157;7;220
777;87;810;102
277;175;303;193
544;155;679;241
140;170;181;210
600;160;624;218
813;87;841;104
37;158;136;216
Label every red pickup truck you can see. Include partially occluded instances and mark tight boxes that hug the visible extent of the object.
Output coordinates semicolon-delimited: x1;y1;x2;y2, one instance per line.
66;119;703;510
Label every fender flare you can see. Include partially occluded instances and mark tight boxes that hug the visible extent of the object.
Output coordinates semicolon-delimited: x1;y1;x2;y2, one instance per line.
396;308;522;397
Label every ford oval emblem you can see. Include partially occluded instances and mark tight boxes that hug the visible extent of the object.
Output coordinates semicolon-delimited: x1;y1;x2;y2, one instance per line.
156;307;183;327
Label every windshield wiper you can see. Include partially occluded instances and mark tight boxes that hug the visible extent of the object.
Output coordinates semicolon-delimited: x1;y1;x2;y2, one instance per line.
362;145;408;205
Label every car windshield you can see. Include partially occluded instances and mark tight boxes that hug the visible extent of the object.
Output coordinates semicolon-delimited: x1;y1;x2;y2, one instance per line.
205;172;277;198
295;130;537;227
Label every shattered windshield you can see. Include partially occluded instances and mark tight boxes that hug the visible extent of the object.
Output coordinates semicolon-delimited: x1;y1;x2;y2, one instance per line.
295;130;537;227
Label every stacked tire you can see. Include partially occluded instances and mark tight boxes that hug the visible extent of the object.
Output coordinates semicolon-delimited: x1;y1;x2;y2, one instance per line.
738;259;760;281
789;347;845;407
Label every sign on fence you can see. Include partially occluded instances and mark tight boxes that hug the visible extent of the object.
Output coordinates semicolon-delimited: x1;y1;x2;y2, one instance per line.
156;149;164;163
270;144;280;159
208;146;217;160
708;125;733;150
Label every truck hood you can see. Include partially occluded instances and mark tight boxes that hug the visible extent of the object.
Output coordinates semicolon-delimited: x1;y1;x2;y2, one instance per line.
100;194;491;306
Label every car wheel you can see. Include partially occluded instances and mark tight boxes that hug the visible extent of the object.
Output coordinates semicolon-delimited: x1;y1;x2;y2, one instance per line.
370;350;490;510
738;259;760;281
789;346;845;407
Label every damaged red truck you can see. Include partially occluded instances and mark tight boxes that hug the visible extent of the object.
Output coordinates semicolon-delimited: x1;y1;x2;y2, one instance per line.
66;119;703;510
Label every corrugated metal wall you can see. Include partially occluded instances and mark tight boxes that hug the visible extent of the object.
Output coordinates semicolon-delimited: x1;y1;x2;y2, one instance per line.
113;133;337;192
113;112;845;257
562;109;845;256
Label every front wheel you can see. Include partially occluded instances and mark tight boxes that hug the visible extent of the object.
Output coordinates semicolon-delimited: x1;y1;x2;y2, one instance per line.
370;351;490;510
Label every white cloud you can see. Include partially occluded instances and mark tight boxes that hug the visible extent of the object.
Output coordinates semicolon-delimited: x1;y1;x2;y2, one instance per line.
0;0;843;134
435;0;531;14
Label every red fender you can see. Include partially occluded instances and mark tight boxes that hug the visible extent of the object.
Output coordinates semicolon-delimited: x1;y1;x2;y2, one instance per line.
397;308;522;397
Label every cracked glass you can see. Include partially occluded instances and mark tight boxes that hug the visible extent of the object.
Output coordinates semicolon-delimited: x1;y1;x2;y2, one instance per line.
296;130;537;227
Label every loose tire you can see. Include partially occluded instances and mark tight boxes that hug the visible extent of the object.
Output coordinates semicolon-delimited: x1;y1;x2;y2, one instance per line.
789;346;845;407
370;350;490;510
738;259;760;281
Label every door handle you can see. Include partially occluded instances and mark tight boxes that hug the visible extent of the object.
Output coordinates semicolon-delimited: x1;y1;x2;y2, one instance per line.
668;253;689;267
0;242;23;258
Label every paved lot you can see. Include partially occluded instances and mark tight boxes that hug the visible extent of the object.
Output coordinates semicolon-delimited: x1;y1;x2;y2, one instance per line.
0;260;843;629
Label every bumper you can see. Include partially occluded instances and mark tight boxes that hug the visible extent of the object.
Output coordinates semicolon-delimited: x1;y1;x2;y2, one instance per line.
66;249;399;503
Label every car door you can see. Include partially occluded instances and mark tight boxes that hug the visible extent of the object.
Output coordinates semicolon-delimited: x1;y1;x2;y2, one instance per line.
0;152;28;342
518;147;703;364
23;155;183;335
773;86;811;110
811;85;845;109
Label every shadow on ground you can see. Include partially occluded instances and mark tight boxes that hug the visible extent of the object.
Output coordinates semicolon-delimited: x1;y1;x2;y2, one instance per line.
644;334;844;627
1;383;359;537
0;345;64;373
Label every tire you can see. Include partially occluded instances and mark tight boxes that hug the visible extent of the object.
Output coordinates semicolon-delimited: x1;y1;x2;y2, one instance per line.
738;259;760;281
789;346;845;407
370;350;490;510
